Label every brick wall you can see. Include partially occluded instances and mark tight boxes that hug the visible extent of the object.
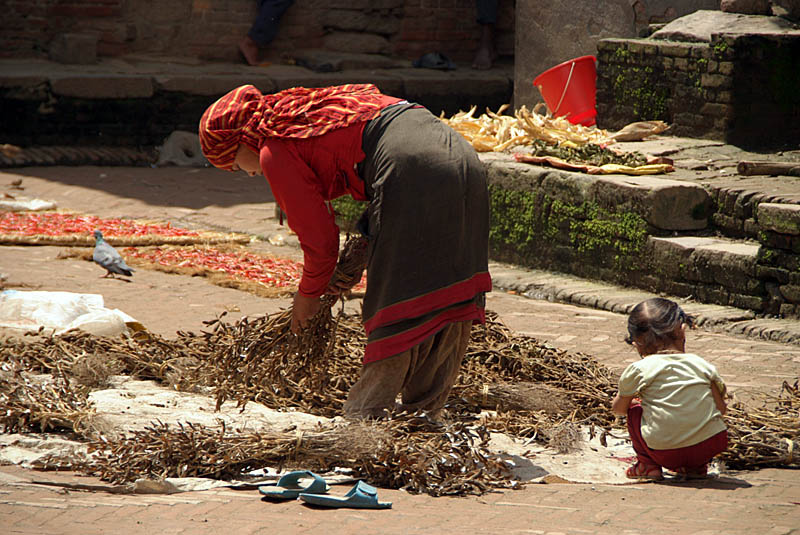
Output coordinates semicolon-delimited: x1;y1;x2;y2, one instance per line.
1;0;515;63
394;0;515;62
1;0;123;58
596;37;734;140
595;33;800;148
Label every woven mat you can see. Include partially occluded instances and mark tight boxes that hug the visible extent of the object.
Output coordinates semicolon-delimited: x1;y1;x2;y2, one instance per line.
0;211;250;246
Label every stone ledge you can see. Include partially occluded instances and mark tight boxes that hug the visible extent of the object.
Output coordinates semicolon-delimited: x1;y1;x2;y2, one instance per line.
650;9;800;43
650;236;760;290
50;75;154;99
481;154;710;231
758;202;800;235
153;75;277;96
28;64;510;103
491;258;800;345
0;61;513;142
487;261;795;343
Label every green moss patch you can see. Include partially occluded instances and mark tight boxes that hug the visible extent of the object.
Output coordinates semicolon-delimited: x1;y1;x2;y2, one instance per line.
331;195;367;233
489;185;648;272
610;64;670;121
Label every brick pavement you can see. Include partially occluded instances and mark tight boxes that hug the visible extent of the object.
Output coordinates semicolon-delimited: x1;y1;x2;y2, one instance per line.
2;464;799;535
2;165;799;533
1;287;798;534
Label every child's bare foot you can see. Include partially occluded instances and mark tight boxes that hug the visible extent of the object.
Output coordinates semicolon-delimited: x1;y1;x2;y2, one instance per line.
238;36;260;66
674;466;708;479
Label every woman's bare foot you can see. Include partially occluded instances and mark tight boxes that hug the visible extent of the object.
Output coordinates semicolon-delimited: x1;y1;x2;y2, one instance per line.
238;36;260;66
472;45;494;70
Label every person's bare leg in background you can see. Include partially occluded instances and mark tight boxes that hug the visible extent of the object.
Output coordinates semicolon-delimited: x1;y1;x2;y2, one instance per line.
239;0;295;66
472;0;498;70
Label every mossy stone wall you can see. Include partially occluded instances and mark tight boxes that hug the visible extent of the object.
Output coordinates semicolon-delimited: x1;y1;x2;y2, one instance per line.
487;183;649;285
596;36;733;140
596;33;800;148
325;158;800;318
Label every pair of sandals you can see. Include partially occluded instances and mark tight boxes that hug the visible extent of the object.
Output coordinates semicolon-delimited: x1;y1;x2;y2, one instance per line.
259;470;392;509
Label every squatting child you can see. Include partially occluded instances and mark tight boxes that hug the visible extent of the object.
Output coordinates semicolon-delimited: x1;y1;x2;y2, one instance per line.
612;298;728;480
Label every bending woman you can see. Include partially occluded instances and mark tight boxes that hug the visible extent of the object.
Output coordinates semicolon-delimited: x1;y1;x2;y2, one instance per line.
198;83;491;419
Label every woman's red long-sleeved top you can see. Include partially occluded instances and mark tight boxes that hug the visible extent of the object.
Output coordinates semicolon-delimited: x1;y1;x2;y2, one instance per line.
258;96;401;297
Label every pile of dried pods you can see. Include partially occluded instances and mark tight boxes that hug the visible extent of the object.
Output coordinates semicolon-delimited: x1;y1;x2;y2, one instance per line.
2;236;798;493
3;309;797;495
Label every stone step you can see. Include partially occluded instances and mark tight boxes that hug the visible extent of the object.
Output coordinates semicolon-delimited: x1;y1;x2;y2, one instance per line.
758;202;800;235
483;150;800;318
482;153;711;232
490;260;800;345
0;58;513;147
0;146;155;168
645;235;770;313
490;259;755;326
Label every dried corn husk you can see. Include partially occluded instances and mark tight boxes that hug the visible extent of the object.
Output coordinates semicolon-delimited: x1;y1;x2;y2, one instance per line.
441;103;614;152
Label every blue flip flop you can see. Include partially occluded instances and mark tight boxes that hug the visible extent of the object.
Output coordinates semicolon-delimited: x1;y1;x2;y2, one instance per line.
299;480;392;509
259;470;329;500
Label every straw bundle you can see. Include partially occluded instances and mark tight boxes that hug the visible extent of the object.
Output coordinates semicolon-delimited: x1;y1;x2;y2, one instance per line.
82;414;513;496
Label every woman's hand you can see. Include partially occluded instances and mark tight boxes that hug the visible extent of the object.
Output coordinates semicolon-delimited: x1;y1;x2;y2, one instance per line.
325;269;364;296
291;293;321;334
325;277;355;296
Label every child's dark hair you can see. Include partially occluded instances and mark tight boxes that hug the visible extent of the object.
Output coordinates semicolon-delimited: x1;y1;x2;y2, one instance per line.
625;298;694;347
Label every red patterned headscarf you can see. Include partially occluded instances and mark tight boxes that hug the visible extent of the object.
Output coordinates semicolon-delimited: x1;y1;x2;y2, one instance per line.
199;83;385;170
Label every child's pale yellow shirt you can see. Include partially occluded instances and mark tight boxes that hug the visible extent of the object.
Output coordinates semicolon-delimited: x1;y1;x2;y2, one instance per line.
619;353;727;450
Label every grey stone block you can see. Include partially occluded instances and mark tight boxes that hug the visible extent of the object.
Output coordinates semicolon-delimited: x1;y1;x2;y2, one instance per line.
779;284;800;303
652;236;760;292
661;280;696;298
49;33;98;65
657;43;691;57
647;237;694;279
694;284;730;305
757;202;800;235
700;73;732;89
755;265;790;284
651;9;795;43
590;175;710;231
729;293;766;311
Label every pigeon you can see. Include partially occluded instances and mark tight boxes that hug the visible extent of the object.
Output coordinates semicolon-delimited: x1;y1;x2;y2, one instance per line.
92;230;134;279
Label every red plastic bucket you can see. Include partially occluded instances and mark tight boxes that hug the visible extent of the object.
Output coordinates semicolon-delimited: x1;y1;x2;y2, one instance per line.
533;55;597;126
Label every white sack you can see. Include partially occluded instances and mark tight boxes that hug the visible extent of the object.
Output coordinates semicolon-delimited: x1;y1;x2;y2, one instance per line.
0;196;57;212
0;289;138;336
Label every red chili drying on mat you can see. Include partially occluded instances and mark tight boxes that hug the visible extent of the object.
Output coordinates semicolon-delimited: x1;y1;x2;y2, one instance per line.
125;247;367;291
0;212;199;237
